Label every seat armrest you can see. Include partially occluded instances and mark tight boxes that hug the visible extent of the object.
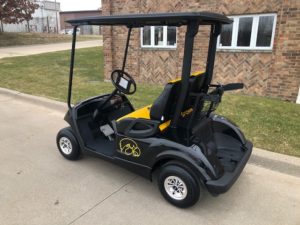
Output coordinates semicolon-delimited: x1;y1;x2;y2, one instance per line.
117;118;160;138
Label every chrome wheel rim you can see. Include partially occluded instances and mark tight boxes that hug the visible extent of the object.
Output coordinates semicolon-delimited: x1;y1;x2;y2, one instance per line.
164;176;187;200
59;137;72;155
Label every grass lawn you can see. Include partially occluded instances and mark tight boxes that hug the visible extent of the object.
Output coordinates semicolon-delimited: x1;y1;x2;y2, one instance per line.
0;32;100;47
0;47;299;157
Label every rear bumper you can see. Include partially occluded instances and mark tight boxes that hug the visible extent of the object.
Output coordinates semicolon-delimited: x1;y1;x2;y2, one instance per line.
205;141;253;195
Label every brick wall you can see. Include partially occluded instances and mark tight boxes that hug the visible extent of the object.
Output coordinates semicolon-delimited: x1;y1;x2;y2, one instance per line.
102;0;300;102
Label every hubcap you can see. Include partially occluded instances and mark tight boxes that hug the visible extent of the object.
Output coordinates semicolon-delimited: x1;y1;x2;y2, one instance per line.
59;137;72;155
164;176;187;200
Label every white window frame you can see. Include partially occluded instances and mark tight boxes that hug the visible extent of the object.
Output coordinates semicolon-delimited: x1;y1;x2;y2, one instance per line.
141;26;177;49
217;13;277;51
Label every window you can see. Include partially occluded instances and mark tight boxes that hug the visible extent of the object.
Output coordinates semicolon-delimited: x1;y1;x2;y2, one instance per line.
218;14;277;50
141;26;177;48
237;17;253;47
142;26;151;45
220;23;233;46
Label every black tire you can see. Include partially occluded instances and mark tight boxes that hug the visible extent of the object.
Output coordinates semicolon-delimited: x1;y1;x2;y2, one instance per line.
157;164;200;208
56;127;81;160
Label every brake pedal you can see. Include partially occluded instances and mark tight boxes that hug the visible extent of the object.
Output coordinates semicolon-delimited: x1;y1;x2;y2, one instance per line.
100;124;115;141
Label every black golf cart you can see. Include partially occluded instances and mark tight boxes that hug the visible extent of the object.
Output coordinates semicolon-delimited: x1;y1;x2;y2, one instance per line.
56;12;252;208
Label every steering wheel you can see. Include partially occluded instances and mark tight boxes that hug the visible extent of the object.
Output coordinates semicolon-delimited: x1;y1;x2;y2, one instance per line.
111;70;136;95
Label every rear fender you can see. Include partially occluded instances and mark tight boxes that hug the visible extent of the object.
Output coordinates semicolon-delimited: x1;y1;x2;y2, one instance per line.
146;137;218;180
211;114;246;145
153;150;211;182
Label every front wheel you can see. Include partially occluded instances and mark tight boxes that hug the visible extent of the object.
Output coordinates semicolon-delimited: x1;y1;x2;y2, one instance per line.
157;165;200;208
56;127;81;160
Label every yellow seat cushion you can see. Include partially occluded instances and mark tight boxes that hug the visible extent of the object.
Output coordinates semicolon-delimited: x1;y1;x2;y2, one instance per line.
117;105;171;132
117;105;151;121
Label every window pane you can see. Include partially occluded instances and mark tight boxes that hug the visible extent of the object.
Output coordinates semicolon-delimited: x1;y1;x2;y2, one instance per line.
237;17;253;47
167;26;176;46
143;26;151;46
220;23;233;46
256;16;274;47
154;26;164;46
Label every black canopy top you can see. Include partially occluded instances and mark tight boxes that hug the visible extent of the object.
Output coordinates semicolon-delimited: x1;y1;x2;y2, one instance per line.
67;12;232;27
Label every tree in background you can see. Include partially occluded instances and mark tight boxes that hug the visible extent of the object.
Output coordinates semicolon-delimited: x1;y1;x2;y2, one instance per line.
0;0;38;33
0;0;18;32
16;0;39;32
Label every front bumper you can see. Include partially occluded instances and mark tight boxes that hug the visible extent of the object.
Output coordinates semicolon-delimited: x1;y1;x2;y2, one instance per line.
205;141;253;195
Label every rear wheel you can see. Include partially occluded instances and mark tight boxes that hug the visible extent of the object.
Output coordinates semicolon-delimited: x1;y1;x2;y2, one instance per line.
56;127;80;160
157;165;200;208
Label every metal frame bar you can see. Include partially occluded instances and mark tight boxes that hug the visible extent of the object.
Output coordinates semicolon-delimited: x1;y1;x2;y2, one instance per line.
203;23;222;93
170;20;199;129
122;27;132;72
67;25;78;108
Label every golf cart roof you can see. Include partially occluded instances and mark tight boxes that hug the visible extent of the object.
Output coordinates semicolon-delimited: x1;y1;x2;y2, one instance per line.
67;12;232;27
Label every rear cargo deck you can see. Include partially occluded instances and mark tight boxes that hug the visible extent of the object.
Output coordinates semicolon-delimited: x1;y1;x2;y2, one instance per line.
214;132;246;172
206;140;252;194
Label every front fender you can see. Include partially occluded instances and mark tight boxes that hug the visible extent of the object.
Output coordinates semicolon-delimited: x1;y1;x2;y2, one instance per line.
64;110;72;125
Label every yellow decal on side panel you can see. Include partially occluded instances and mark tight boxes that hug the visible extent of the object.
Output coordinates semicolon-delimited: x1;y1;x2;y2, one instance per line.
119;138;141;157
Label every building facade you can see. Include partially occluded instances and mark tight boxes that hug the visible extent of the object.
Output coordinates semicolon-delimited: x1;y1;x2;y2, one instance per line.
60;10;102;35
2;0;60;33
102;0;300;102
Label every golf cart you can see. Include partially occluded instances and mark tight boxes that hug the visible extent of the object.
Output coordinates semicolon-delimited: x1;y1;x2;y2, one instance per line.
56;12;253;208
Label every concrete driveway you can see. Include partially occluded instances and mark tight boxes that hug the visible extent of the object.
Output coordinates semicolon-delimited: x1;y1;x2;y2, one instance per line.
0;88;299;225
0;40;102;59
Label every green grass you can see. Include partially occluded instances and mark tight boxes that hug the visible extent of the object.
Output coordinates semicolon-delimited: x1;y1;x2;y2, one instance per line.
217;95;300;157
0;47;299;157
0;32;100;47
0;47;161;106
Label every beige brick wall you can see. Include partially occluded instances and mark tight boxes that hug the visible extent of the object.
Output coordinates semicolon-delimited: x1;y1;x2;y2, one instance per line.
102;0;300;102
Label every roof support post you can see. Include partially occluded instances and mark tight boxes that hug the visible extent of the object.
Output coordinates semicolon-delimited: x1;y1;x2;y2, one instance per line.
171;20;199;129
122;27;132;72
203;23;221;93
67;25;78;108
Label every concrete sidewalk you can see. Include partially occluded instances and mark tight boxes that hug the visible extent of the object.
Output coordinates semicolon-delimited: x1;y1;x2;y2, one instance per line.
0;40;102;59
0;88;299;225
